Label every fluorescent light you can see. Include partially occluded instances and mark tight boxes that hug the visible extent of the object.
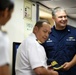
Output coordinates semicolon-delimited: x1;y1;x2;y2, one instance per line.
39;10;52;19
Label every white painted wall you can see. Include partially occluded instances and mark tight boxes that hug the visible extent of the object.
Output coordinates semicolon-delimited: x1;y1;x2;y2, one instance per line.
68;18;76;27
2;0;37;73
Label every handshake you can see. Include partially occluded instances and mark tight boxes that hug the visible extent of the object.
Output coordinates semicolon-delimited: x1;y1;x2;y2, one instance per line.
48;61;63;71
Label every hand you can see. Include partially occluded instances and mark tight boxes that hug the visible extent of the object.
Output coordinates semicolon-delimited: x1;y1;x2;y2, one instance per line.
62;62;71;70
47;65;58;75
47;65;53;70
50;69;59;75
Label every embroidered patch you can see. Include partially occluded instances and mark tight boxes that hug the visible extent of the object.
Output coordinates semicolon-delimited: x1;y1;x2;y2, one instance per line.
66;37;76;41
47;38;53;42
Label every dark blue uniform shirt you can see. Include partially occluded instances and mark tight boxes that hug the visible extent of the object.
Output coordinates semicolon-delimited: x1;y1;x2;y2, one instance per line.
42;25;76;75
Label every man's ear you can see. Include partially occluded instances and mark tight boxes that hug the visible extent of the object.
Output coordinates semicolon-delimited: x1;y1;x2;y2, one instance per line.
34;26;38;33
52;16;55;20
2;8;8;18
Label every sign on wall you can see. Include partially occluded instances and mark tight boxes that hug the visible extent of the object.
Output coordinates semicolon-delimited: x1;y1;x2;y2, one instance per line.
24;0;36;38
24;1;32;20
24;20;35;38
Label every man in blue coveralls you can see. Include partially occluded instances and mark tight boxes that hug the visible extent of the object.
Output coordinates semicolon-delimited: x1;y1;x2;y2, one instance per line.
42;7;76;75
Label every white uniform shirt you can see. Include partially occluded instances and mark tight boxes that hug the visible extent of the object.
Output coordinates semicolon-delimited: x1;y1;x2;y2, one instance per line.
0;31;10;66
15;33;47;75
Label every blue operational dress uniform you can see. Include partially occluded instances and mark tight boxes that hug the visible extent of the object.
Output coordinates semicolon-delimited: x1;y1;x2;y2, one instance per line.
42;25;76;75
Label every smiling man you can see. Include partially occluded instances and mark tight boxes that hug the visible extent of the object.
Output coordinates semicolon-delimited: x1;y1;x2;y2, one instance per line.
42;7;76;75
15;20;58;75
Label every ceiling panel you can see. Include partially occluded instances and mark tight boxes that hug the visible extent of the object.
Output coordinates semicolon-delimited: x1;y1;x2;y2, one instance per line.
38;0;76;19
39;0;76;8
30;0;76;19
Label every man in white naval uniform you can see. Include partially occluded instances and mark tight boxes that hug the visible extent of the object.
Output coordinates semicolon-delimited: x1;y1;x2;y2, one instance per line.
15;20;58;75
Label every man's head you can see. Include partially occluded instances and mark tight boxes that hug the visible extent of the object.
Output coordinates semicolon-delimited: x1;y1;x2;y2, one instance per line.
33;20;51;43
0;0;14;25
52;7;68;30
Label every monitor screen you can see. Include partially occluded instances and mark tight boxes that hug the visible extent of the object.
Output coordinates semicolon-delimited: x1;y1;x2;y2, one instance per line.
12;42;21;75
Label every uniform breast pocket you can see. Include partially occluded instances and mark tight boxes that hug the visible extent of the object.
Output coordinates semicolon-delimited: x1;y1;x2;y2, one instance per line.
46;42;54;51
65;41;76;55
66;41;75;46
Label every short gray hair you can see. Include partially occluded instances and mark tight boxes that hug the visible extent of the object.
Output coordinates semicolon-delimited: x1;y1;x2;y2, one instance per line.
52;7;67;17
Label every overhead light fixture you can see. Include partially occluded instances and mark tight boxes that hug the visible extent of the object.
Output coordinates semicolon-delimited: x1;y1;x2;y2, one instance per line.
39;10;52;19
